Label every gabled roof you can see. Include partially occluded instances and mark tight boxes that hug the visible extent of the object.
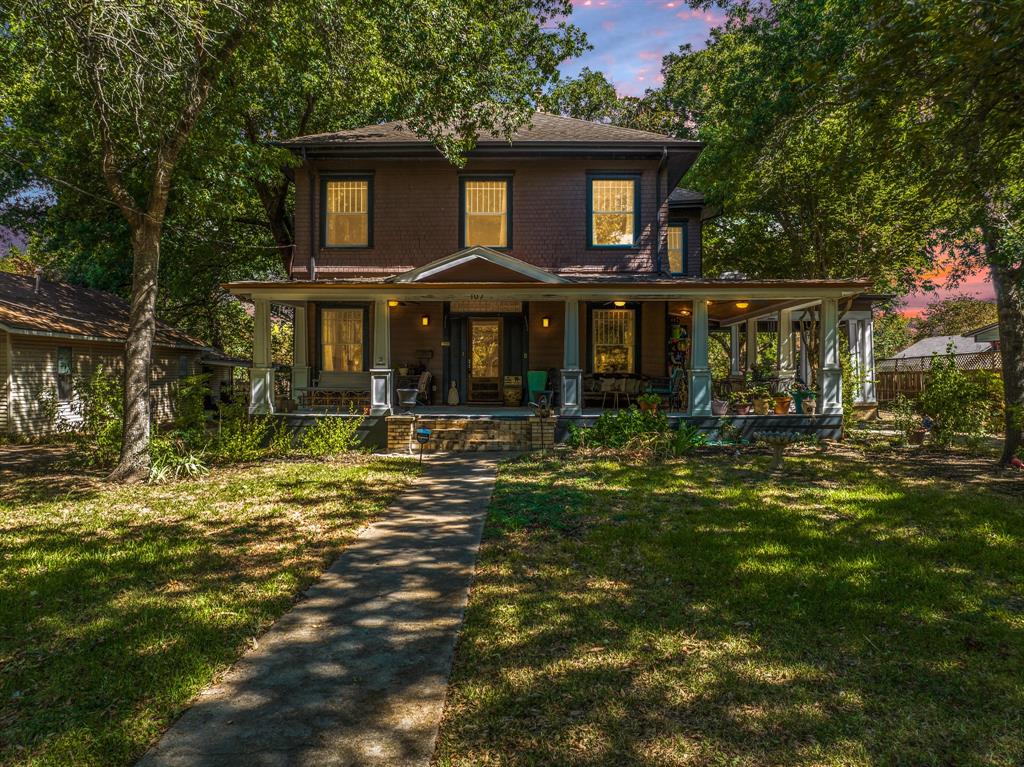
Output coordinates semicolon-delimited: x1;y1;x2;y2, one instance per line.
280;112;697;149
391;247;567;284
966;322;1000;341
0;272;208;349
892;334;992;359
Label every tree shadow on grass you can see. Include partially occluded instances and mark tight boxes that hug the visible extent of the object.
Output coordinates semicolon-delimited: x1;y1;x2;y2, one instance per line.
0;458;416;766
434;451;1024;766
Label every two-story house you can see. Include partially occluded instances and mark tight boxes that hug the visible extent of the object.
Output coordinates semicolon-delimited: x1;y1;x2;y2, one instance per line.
227;113;877;448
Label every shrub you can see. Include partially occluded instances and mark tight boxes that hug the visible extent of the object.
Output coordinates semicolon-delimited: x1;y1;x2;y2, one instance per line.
149;433;209;483
301;415;364;457
73;366;124;467
569;406;702;462
172;374;210;434
919;354;991;448
891;394;919;445
209;402;272;463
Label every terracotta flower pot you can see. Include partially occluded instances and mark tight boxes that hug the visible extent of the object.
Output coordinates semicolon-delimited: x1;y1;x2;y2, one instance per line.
752;397;771;416
734;403;752;415
773;396;792;415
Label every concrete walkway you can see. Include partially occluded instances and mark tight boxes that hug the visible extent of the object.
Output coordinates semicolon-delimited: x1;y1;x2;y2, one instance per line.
137;455;499;767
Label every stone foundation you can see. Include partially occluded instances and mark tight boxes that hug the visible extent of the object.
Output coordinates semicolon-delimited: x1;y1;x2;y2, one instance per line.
387;415;557;453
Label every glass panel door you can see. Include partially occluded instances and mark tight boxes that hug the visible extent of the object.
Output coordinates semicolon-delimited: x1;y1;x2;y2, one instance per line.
468;318;502;402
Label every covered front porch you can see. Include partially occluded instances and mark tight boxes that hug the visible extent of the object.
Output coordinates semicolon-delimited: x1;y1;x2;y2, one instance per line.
229;247;873;442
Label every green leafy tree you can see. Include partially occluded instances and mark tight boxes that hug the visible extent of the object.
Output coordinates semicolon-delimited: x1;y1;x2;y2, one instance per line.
2;0;585;480
912;295;1000;340
541;68;621;122
873;309;914;360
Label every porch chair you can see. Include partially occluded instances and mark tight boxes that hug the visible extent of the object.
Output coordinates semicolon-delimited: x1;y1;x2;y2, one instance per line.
647;367;686;411
415;370;432;405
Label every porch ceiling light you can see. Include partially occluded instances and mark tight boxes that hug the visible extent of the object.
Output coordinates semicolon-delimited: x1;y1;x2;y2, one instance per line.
388;300;400;308
736;301;750;309
613;300;626;307
541;316;551;328
420;314;430;327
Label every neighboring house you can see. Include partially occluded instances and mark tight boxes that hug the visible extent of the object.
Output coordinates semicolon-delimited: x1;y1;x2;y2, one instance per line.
967;322;1000;347
875;329;1002;403
0;272;237;436
891;334;994;360
225;112;875;439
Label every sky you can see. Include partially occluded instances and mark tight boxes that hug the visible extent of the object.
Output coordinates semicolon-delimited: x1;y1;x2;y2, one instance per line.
561;0;996;313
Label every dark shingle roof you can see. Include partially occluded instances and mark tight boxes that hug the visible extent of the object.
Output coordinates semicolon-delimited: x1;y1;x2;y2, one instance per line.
280;112;696;149
0;272;207;349
668;188;705;206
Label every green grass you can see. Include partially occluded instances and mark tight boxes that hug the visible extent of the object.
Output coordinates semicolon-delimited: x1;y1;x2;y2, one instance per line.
434;448;1024;766
0;456;419;767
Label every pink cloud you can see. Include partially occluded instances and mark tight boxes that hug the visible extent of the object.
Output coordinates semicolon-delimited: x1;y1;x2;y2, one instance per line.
899;262;995;317
637;49;663;61
676;8;725;24
601;19;616;31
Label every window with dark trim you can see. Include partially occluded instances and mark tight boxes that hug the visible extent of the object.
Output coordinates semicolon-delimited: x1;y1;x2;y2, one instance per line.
178;355;189;377
587;174;640;248
320;306;367;372
667;223;688;274
56;346;73;401
460;176;512;248
321;175;372;248
592;308;636;373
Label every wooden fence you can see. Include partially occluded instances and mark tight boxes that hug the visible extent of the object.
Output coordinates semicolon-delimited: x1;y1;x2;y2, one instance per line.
876;350;1001;403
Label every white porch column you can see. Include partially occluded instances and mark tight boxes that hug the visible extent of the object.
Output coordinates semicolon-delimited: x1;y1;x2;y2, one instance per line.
745;319;758;371
846;318;863;403
798;326;812;384
560;298;582;416
291;303;310;400
729;324;742;379
688;299;712;416
861;314;877;404
369;298;393;415
776;308;796;385
250;298;274;415
818;298;843;415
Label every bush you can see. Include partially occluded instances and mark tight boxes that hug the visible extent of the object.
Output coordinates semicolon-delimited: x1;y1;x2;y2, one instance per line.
301;415;364;457
172;374;210;433
149;433;209;483
73;366;125;467
920;354;992;448
891;394;919;445
569;406;703;463
209;402;272;463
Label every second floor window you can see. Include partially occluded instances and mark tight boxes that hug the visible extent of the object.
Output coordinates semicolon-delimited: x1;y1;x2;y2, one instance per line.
321;307;365;372
323;177;370;247
462;178;510;248
589;176;638;247
667;224;687;274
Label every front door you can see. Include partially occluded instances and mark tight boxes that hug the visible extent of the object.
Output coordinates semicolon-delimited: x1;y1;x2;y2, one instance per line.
468;317;502;403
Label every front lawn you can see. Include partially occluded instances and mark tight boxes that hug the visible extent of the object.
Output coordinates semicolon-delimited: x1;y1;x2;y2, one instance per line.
0;455;418;767
434;448;1024;766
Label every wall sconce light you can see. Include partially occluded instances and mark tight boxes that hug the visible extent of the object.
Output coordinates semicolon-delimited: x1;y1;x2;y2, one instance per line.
735;301;750;309
388;299;399;308
420;314;430;327
541;316;551;328
613;300;626;307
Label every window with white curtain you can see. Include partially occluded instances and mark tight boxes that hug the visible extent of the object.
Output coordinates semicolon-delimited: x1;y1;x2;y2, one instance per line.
463;178;509;247
592;309;635;373
324;178;369;247
590;178;636;246
321;308;364;371
667;224;686;274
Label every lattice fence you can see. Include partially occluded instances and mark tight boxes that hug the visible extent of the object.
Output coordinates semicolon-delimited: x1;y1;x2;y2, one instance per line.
876;351;1001;402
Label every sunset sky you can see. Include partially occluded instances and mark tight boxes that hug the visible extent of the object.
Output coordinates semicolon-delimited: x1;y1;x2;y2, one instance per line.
562;0;996;313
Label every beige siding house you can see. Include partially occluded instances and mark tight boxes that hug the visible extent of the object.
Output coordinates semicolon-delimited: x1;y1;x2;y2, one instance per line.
0;272;231;437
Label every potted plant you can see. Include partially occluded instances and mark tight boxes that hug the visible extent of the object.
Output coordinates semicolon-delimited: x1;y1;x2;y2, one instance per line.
773;392;793;415
749;385;772;415
801;395;817;415
729;390;752;415
711;396;729;416
637;392;662;413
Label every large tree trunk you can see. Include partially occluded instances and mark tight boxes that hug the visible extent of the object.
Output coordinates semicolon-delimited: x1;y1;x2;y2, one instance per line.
108;221;162;482
990;253;1024;465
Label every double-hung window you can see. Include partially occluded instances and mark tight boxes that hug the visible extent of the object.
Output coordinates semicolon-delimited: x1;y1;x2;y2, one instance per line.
322;176;371;247
589;175;639;247
592;308;636;373
461;177;510;248
321;307;365;372
667;224;687;274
